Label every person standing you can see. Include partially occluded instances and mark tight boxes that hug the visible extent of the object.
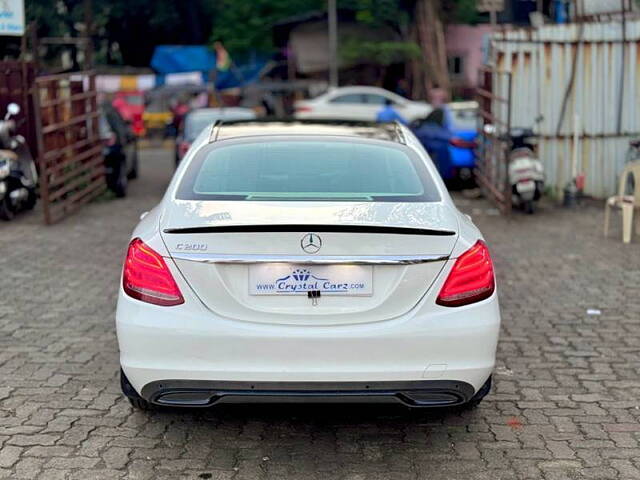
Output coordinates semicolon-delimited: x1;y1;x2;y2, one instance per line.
376;99;408;125
428;86;453;130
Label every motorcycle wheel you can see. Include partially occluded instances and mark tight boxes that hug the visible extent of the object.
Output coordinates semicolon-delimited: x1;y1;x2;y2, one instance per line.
127;145;139;180
0;196;15;221
523;200;535;214
113;159;128;198
25;188;37;210
114;177;127;198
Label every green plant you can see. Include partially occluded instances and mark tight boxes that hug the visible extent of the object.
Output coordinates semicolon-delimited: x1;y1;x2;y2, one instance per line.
208;0;324;55
340;38;421;66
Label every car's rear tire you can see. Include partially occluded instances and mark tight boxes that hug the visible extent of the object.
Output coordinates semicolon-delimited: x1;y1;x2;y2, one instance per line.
24;188;37;210
128;397;151;411
114;159;128;198
462;375;492;409
523;200;535;214
0;195;15;221
120;368;151;410
127;145;139;180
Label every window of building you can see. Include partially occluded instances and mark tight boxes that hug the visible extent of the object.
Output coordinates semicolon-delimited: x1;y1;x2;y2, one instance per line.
447;55;465;78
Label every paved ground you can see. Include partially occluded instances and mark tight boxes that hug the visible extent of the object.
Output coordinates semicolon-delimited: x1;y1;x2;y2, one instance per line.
1;148;640;480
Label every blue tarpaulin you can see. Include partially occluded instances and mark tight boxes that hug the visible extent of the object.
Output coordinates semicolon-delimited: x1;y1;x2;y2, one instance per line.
151;45;267;90
151;45;216;74
214;62;266;90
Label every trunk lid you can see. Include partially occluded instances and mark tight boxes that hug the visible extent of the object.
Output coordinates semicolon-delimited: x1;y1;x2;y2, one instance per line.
161;201;458;326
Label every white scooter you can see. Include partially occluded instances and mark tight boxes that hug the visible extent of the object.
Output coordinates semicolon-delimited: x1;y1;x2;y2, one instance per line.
0;103;38;220
508;128;544;214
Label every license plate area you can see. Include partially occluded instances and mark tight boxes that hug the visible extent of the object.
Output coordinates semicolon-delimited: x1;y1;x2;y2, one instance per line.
516;180;536;193
249;264;373;296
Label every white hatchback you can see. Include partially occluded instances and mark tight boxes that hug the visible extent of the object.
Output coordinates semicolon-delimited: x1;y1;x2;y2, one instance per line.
293;86;432;123
116;120;500;410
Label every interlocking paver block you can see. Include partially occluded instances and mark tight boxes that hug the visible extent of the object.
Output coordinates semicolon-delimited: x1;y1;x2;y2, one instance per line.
1;150;639;478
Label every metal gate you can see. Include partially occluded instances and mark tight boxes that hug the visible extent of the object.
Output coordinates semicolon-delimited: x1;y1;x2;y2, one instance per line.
32;71;105;224
475;66;512;214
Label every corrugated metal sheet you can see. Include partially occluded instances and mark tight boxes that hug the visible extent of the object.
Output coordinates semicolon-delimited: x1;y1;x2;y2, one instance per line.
489;20;640;198
576;0;634;18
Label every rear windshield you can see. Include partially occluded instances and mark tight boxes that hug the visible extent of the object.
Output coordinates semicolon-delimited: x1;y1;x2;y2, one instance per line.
176;139;440;202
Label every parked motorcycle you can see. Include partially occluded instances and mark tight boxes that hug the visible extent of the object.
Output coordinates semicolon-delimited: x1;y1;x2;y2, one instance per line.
0;103;38;221
507;128;544;214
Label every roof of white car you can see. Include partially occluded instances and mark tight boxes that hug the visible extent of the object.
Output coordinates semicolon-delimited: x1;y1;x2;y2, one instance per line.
323;86;401;96
210;120;406;144
186;107;256;120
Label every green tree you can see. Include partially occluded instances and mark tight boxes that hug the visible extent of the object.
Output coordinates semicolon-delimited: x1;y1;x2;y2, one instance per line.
340;0;411;35
335;1;418;82
20;0;214;67
16;0;480;68
98;0;214;65
341;39;420;66
209;0;324;55
444;0;480;24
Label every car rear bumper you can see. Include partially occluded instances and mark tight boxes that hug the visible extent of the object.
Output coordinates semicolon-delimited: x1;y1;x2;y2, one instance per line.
116;285;500;404
131;377;476;408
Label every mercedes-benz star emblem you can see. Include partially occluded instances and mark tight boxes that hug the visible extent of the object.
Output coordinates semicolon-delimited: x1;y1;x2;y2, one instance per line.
300;233;322;254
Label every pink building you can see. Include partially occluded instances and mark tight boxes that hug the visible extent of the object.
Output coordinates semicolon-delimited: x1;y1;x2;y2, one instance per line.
445;24;494;97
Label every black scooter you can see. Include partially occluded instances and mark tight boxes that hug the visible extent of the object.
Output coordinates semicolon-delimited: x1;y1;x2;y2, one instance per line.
0;103;38;221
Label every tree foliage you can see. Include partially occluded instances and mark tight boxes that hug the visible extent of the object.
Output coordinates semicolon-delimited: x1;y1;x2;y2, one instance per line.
340;0;412;35
340;38;420;66
444;0;480;24
209;0;324;54
15;0;480;67
18;0;213;66
96;0;214;65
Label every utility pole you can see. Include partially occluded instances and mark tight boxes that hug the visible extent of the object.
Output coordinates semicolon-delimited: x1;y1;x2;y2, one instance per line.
489;9;497;25
328;0;338;88
84;0;94;68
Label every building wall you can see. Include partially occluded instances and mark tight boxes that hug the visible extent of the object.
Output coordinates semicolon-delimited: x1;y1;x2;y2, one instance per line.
290;21;396;75
445;24;493;89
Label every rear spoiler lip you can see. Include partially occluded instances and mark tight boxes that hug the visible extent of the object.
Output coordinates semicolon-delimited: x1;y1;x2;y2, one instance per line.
162;224;456;236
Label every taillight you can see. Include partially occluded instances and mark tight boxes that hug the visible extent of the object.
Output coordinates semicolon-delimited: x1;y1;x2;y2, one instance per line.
436;240;495;307
122;238;184;306
132;113;145;136
449;137;477;149
295;105;313;113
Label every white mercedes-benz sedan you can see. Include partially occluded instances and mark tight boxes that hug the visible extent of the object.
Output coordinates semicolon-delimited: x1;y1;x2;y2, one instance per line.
116;120;500;410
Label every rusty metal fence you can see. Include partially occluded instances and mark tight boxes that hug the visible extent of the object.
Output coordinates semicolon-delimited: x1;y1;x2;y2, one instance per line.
475;65;512;213
33;71;105;224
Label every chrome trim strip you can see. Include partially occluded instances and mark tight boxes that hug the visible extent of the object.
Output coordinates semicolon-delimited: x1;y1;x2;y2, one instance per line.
169;253;449;265
163;225;456;236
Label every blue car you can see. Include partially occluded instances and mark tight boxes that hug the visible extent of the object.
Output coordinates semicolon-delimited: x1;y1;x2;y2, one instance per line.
412;102;478;188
